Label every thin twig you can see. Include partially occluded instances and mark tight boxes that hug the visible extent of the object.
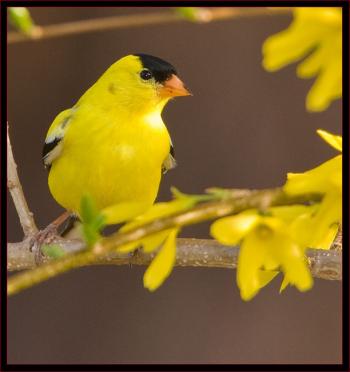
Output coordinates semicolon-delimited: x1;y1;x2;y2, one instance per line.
7;238;342;282
7;125;38;236
7;7;292;44
7;188;324;295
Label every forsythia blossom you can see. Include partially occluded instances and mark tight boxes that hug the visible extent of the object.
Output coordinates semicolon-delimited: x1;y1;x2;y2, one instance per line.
262;7;342;112
211;130;341;300
284;129;342;249
211;209;312;301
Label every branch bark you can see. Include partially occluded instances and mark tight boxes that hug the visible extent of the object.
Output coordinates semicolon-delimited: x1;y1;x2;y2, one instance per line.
7;237;342;282
7;7;292;44
7;125;38;236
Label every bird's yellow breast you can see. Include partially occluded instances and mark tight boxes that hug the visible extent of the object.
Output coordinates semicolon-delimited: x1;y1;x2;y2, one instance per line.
48;103;170;215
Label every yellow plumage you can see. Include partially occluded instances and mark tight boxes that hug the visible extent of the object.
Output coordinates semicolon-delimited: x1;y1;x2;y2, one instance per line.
43;54;189;223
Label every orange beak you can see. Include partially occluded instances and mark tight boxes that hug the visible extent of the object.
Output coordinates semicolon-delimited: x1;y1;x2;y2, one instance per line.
159;74;192;98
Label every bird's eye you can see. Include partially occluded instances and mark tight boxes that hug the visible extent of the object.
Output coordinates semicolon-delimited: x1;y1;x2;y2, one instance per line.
140;69;153;80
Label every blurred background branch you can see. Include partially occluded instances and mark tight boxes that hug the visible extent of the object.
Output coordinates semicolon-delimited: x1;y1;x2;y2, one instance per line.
7;7;292;44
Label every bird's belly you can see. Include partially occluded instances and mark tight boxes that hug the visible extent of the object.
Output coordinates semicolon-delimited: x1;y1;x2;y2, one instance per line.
48;134;167;214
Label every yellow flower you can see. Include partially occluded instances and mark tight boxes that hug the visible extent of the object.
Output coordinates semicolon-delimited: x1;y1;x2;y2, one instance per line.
211;210;312;301
114;195;198;291
262;7;342;112
284;130;342;249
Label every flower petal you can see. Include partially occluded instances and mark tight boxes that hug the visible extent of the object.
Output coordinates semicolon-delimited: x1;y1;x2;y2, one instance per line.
262;27;318;71
237;231;269;301
306;55;341;112
271;205;317;224
270;232;313;292
297;45;324;78
279;276;290;293
284;155;342;195
143;229;179;291
258;270;279;288
317;129;342;152
210;212;258;245
142;230;171;253
308;192;342;249
283;258;313;292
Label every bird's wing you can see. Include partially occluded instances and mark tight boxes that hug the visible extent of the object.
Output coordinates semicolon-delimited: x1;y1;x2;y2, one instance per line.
162;142;177;174
43;108;74;170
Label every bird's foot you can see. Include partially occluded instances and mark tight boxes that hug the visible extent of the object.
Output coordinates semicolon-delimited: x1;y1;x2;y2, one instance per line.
29;223;60;252
29;211;74;252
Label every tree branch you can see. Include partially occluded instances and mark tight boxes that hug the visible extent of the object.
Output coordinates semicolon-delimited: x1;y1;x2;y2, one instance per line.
7;188;328;296
7;237;342;282
7;125;38;237
7;7;292;44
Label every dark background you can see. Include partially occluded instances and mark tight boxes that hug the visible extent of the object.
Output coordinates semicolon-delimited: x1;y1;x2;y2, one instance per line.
7;7;342;364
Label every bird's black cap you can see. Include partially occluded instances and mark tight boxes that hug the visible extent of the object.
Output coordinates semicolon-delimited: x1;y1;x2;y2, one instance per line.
135;54;177;84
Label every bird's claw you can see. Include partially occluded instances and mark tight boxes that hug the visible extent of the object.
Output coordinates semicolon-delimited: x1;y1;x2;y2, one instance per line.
29;224;59;252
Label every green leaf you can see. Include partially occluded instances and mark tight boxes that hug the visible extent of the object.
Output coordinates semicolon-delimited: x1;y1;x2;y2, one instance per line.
171;186;217;203
80;194;97;223
41;244;66;259
8;7;35;35
82;224;101;248
174;7;211;23
80;195;106;247
175;7;199;22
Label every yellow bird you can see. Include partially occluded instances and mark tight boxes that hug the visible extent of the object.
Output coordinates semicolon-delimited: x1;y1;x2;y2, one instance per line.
43;54;190;226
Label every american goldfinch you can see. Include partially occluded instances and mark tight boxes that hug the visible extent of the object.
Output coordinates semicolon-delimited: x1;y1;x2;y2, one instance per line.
43;54;190;224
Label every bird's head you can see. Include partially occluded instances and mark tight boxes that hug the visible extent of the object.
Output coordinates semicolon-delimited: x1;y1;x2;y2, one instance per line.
97;54;191;114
